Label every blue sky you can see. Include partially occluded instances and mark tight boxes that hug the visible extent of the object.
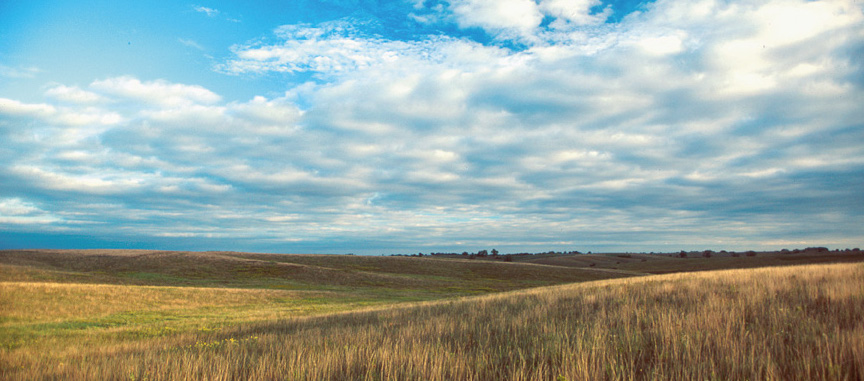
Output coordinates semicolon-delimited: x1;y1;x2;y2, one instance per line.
1;0;862;254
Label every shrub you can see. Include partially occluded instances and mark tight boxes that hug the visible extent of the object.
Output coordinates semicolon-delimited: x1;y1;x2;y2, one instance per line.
805;247;829;253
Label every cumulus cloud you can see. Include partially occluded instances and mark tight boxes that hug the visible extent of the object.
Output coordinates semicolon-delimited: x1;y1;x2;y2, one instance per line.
90;76;221;106
407;0;611;43
0;98;56;118
449;0;545;39
444;0;612;41
45;85;107;104
1;0;862;252
539;0;610;26
0;96;122;128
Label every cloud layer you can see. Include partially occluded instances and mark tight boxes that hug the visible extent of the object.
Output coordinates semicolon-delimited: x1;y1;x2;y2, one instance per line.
1;0;862;253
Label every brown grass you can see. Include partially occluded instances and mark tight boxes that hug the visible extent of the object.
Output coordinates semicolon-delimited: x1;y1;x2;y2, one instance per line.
3;262;862;380
526;250;864;275
0;249;629;291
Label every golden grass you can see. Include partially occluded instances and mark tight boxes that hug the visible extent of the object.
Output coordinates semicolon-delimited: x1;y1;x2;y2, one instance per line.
3;262;862;380
0;281;391;360
2;282;293;321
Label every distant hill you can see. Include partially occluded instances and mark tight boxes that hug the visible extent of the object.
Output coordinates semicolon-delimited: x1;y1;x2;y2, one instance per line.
0;249;635;295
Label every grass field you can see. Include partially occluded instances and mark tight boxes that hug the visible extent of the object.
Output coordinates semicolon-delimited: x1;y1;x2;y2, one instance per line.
2;249;863;380
520;249;864;274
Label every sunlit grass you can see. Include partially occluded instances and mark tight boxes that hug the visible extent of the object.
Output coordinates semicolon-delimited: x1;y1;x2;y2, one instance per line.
3;262;861;380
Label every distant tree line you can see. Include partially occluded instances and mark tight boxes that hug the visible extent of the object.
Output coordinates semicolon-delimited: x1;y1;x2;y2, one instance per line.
388;246;861;259
673;246;860;258
388;249;584;260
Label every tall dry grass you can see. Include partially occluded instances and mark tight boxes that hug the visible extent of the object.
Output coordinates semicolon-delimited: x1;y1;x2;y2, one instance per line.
2;263;862;380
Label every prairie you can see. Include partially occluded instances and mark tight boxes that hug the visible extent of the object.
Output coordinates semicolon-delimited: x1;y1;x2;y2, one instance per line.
521;249;864;274
1;250;863;380
0;249;631;366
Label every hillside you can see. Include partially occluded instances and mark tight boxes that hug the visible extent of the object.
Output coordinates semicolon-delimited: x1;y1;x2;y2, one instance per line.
3;262;862;380
0;249;633;293
508;249;864;274
2;249;864;380
0;249;634;363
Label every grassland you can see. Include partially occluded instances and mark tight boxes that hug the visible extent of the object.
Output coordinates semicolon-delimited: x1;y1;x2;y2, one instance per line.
0;250;630;368
2;249;863;380
519;249;864;274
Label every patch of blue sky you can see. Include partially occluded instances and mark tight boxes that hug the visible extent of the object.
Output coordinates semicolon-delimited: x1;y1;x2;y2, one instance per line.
604;0;655;22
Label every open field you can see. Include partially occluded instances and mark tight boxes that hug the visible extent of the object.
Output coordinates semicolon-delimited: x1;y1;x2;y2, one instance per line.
2;250;864;380
0;249;633;291
0;250;633;363
521;250;864;273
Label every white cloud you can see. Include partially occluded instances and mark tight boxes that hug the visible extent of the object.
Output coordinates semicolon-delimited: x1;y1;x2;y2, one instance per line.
44;85;106;104
412;0;611;42
90;76;221;106
449;0;544;39
219;21;432;76
0;198;61;225
539;0;609;26
0;96;122;128
10;165;146;194
228;96;304;134
178;38;206;51
0;198;40;216
52;108;124;127
0;64;40;79
627;32;686;55
0;98;56;118
193;5;219;17
219;19;524;78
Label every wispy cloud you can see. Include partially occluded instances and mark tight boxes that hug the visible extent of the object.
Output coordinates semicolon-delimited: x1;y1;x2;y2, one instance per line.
178;38;206;51
192;5;239;22
217;20;482;76
193;5;219;17
0;64;40;79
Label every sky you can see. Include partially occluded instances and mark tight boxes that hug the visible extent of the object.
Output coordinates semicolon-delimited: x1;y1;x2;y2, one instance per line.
0;0;862;255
